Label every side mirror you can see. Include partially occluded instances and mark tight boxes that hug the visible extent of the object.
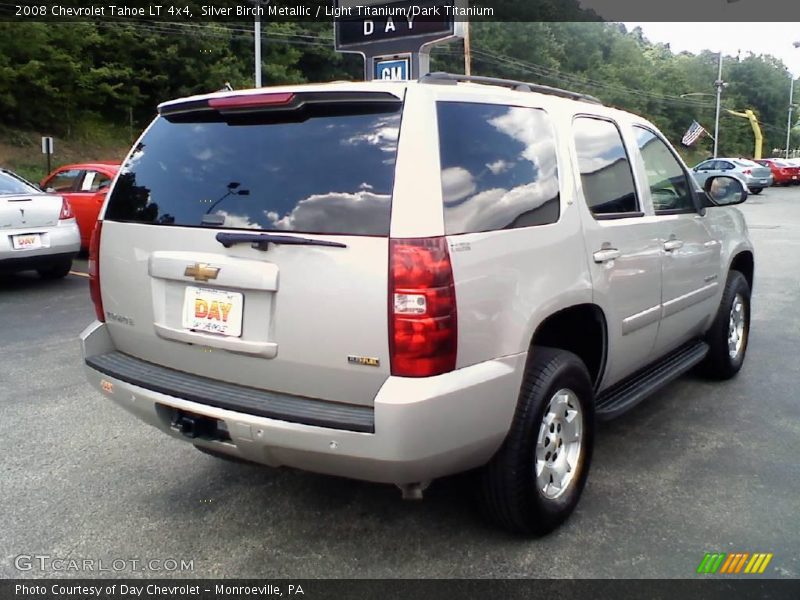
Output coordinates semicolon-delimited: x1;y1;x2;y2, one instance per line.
704;175;748;206
45;187;56;193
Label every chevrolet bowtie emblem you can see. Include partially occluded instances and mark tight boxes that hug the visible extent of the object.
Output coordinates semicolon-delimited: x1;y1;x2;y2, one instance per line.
184;263;220;282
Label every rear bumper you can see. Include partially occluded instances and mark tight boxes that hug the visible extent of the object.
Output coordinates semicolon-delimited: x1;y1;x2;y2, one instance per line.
0;221;80;271
743;175;772;188
81;321;526;485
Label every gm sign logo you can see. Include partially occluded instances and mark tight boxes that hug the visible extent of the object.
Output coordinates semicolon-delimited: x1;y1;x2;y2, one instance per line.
375;56;410;81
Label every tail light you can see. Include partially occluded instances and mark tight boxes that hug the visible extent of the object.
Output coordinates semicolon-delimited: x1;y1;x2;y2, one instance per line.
389;237;457;377
58;198;74;220
742;169;752;175
88;220;105;322
208;92;295;109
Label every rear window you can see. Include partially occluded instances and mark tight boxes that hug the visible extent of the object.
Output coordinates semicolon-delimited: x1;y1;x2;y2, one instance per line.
105;102;403;236
733;159;760;168
0;170;38;195
436;101;560;235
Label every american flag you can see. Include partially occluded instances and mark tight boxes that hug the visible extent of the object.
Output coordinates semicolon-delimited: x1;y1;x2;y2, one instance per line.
682;121;706;146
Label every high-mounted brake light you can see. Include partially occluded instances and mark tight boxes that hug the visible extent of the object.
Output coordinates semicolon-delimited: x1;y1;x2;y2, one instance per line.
389;237;457;377
208;93;295;110
88;221;105;322
58;197;74;220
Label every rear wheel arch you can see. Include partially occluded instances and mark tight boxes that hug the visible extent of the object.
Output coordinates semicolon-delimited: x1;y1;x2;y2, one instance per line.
529;304;607;391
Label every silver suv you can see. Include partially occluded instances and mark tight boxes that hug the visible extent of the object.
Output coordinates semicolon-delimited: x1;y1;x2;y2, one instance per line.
81;73;754;535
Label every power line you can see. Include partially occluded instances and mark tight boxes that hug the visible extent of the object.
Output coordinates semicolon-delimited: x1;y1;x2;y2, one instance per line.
470;47;718;110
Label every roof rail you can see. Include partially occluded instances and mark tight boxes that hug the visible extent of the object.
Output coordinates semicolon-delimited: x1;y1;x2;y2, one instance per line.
419;72;603;105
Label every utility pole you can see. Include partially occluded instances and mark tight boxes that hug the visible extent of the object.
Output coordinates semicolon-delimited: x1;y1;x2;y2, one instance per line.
713;52;725;158
464;21;471;76
250;0;270;87
255;11;262;87
786;76;795;159
789;41;800;158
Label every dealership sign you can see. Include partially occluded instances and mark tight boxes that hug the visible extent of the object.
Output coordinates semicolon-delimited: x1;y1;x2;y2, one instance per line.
333;0;467;80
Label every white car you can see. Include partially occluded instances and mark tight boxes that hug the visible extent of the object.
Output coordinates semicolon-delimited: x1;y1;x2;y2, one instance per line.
0;168;80;278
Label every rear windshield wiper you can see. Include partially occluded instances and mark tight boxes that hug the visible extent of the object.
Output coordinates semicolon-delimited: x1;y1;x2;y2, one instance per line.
215;231;347;252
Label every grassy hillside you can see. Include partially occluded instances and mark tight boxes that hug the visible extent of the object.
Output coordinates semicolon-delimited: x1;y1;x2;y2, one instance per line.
0;121;133;184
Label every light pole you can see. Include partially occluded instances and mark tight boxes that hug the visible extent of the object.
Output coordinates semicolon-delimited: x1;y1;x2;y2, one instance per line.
250;0;270;87
786;76;795;159
713;52;726;158
788;41;800;158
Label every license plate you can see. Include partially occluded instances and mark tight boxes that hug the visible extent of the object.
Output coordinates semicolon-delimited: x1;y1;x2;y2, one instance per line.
12;233;42;250
760;179;768;184
182;286;244;337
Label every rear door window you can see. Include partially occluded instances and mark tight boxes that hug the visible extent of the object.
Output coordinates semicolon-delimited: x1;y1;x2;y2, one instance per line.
80;171;112;192
105;101;403;236
573;117;640;218
45;169;82;192
436;101;560;235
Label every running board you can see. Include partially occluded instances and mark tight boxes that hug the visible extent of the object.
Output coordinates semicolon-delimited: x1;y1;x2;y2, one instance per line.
595;340;709;420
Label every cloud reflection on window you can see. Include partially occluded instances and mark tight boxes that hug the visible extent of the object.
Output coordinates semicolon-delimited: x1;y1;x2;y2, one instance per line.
264;190;391;235
437;102;560;234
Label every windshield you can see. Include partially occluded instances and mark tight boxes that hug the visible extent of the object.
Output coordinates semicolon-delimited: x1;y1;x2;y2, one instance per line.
0;170;39;195
105;101;403;236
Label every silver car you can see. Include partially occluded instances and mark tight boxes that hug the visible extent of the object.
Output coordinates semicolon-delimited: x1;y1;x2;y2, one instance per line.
81;74;755;535
691;157;773;194
0;168;80;278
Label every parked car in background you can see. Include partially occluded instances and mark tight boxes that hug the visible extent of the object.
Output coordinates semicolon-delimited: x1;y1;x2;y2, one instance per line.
692;158;773;194
41;162;120;250
755;158;800;186
0;167;79;278
783;157;800;172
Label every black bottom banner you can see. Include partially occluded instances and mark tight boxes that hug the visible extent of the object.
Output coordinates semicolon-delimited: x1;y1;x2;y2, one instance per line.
2;579;800;600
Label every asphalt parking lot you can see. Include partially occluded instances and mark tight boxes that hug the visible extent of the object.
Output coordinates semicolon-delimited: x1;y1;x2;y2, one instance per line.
1;187;799;580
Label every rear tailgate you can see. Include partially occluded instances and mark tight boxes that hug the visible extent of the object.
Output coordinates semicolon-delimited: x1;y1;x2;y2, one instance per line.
99;89;405;407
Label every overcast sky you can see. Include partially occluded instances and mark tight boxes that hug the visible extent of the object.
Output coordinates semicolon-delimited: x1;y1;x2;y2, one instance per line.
623;23;800;77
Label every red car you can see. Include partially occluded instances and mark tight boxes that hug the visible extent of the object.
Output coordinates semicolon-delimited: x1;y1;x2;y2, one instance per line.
755;158;800;186
41;162;120;250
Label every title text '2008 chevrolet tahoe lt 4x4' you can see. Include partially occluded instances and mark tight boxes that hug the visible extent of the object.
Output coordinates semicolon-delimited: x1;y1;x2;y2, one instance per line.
81;73;753;535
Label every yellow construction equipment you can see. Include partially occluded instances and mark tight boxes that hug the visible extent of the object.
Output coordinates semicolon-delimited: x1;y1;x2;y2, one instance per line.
725;109;763;159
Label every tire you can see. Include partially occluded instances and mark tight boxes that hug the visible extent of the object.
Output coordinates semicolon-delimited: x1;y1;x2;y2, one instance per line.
750;187;763;195
700;270;751;380
37;259;72;280
478;347;595;536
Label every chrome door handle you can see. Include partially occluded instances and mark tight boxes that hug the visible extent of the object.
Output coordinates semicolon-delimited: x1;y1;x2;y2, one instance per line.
593;248;621;263
664;239;684;252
